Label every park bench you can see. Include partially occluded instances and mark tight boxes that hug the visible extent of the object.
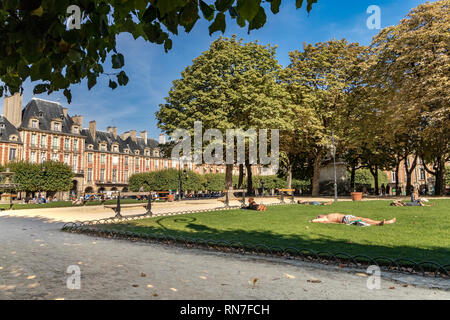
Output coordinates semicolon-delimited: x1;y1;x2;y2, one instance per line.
277;189;296;204
218;189;247;208
103;192;153;218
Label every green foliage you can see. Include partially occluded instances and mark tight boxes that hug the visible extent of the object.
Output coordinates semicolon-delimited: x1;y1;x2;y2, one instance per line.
7;161;42;192
129;169;205;192
6;161;73;192
204;173;226;191
0;0;317;101
291;179;310;190
40;161;74;192
351;169;388;188
252;175;286;189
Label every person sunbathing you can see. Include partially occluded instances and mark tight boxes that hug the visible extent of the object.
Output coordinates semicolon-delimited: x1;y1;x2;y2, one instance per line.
391;199;430;207
311;213;396;226
298;200;333;206
246;198;267;211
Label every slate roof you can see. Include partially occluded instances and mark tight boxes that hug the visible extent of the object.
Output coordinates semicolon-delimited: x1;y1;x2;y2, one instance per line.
0;116;22;143
20;98;77;134
82;129;159;155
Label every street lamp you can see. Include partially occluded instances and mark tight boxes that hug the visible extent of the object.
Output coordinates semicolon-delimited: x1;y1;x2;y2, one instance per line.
177;156;188;201
331;130;338;203
260;180;265;197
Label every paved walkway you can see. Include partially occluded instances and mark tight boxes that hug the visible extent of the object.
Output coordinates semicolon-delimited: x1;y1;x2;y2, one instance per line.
0;215;449;300
0;197;313;223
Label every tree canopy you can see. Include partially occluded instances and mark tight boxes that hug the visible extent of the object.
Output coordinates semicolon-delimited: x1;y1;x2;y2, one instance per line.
0;0;318;102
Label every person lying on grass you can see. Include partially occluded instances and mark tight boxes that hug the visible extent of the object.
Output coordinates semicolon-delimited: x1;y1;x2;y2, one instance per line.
390;199;430;207
245;198;267;212
311;213;396;226
298;200;333;206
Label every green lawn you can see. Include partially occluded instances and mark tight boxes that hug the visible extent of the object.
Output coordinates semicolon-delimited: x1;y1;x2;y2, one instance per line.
98;200;450;265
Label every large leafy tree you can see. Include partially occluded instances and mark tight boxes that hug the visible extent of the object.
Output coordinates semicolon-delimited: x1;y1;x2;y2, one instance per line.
282;39;366;196
156;35;291;190
0;0;317;102
367;0;449;195
7;161;73;192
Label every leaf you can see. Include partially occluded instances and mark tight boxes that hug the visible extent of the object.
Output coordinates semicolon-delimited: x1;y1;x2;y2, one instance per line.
284;273;296;279
63;89;72;104
307;0;318;13
215;0;235;12
199;1;215;21
109;79;118;89
248;6;266;32
270;0;282;14
117;71;129;86
236;0;261;21
156;0;186;16
31;6;44;17
87;73;97;90
208;12;226;35
33;84;49;94
296;0;304;9
111;53;125;69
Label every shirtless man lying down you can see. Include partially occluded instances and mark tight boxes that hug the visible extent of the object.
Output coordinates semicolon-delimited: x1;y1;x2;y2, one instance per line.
311;213;396;226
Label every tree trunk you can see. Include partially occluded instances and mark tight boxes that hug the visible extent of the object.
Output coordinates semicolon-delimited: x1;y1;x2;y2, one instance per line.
395;162;400;196
350;162;356;191
369;165;379;195
225;164;233;190
422;155;445;196
286;162;293;189
246;161;253;195
238;164;244;189
405;154;418;196
312;155;322;197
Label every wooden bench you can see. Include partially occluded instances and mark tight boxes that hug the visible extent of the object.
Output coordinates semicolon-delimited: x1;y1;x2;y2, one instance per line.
218;189;247;207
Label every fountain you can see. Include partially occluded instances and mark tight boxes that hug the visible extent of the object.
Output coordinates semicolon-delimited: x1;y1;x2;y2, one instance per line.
0;168;19;210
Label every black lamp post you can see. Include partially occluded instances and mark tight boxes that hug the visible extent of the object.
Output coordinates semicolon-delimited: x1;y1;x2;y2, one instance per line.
260;180;265;197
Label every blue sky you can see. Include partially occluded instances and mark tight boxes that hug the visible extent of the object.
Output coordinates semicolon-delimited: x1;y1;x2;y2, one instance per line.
1;0;429;139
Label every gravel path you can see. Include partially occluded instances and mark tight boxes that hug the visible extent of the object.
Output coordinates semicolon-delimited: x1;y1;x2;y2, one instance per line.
0;214;449;300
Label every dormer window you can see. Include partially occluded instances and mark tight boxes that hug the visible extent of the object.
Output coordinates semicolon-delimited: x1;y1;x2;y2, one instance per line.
39;112;43;117
10;135;17;141
60;114;64;120
134;150;140;155
88;144;94;150
100;144;107;151
54;122;61;131
112;145;118;152
0;124;5;129
73;126;79;134
31;120;38;129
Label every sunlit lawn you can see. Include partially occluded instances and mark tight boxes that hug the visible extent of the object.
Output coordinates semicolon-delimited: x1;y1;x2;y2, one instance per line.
99;200;450;264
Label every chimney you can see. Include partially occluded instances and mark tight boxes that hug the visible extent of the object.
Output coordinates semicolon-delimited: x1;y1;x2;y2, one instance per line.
140;130;147;142
129;130;137;142
107;126;118;139
89;120;96;140
62;107;68;118
3;93;22;128
159;133;166;145
71;115;83;126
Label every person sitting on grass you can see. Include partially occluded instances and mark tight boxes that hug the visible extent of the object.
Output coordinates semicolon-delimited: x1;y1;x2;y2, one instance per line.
246;198;267;212
311;213;396;226
298;200;333;206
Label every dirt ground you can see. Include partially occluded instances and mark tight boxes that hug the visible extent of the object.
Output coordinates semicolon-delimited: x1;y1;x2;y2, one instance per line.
0;213;449;300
